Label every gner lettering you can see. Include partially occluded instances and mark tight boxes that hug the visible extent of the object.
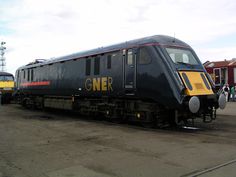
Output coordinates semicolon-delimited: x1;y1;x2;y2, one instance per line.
85;77;113;91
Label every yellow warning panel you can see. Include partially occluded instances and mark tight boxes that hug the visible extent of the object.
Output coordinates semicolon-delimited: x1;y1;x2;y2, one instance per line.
0;81;14;88
179;71;214;96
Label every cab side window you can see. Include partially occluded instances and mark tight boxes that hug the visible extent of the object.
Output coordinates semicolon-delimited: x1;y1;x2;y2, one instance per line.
127;50;133;65
138;47;151;64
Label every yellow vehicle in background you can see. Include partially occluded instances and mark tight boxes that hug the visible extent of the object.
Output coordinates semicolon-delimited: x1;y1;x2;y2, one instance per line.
0;72;14;104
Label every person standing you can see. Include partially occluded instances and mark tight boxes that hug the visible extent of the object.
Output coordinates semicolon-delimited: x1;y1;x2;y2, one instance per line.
223;84;230;102
230;86;235;102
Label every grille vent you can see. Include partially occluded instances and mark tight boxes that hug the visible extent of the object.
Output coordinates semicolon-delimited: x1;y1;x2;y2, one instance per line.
195;83;204;90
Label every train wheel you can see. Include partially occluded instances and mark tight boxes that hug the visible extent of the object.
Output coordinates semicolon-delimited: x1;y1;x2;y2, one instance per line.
106;109;124;124
140;112;155;128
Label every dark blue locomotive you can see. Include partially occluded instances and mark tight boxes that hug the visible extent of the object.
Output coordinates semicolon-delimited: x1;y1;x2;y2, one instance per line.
15;35;226;126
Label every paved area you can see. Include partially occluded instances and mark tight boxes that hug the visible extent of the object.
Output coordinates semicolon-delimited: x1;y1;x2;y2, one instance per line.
217;101;236;116
0;103;236;177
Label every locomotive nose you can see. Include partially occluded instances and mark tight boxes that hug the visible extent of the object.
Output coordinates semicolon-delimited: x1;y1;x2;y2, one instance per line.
189;96;200;113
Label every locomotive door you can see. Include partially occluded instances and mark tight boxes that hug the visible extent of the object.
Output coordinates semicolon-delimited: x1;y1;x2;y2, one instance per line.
124;49;136;92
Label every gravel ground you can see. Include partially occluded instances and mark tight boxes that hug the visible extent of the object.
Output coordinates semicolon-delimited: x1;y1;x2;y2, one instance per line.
0;103;236;177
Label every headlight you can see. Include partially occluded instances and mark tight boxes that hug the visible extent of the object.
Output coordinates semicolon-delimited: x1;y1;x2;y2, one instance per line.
189;96;200;113
3;87;13;90
218;94;226;109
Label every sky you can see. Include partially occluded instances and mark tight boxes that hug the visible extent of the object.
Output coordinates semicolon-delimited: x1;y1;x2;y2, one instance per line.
1;0;236;74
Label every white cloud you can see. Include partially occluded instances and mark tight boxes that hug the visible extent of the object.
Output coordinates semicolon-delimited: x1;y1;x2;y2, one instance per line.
1;0;236;74
196;46;236;62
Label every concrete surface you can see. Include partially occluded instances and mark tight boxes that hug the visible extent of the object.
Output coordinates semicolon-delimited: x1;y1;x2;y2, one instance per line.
0;104;236;177
217;101;236;116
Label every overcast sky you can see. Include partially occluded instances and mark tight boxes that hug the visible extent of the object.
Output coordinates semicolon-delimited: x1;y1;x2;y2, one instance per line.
1;0;236;74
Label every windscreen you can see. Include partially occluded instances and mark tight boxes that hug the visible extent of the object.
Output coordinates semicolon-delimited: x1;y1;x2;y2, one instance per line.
0;75;14;81
165;48;199;65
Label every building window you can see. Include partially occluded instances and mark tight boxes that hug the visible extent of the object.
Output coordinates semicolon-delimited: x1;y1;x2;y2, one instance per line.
138;47;151;64
234;68;236;83
94;57;100;75
85;59;91;76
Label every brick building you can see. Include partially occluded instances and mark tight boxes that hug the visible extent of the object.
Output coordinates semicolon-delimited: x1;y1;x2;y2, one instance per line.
204;59;236;88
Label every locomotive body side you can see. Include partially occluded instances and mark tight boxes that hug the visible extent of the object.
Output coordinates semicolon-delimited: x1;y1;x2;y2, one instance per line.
15;35;224;125
16;51;124;97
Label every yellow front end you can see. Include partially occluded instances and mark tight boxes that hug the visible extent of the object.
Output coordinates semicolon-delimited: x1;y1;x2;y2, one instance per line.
179;71;214;96
177;71;220;121
0;81;15;94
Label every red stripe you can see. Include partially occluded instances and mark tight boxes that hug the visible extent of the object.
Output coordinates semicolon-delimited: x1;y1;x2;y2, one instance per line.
20;81;50;87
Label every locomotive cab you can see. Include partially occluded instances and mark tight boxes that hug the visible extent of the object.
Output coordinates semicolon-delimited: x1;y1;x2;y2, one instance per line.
0;72;15;104
164;46;226;122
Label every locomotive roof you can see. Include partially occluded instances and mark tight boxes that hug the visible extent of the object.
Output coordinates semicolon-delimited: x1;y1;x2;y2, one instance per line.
18;35;191;70
0;71;13;76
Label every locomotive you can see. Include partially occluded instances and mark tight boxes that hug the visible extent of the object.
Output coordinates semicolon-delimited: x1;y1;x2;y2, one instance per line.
0;72;14;104
14;35;226;126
